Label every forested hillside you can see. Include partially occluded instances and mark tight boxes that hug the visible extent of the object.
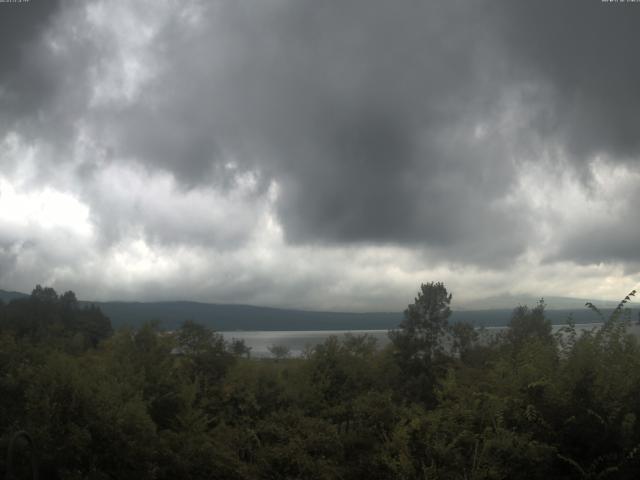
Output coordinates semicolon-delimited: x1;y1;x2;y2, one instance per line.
1;283;640;479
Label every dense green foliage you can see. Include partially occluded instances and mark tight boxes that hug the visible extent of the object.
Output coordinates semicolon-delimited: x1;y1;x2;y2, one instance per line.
1;284;640;479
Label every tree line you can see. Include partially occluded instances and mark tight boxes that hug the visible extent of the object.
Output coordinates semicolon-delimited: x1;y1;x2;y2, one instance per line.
1;283;640;479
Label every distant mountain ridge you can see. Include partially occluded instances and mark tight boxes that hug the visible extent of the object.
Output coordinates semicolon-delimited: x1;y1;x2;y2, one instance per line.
1;288;634;330
87;301;403;331
0;289;28;303
459;293;622;311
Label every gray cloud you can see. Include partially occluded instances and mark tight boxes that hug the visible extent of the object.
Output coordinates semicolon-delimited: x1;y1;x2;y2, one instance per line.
0;0;62;120
65;0;532;265
545;169;640;270
2;0;640;302
556;226;640;271
498;1;640;163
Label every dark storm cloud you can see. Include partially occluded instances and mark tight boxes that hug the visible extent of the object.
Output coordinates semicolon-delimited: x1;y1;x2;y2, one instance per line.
498;0;640;162
77;0;531;265
3;0;640;268
553;224;640;271
494;0;640;266
0;0;62;119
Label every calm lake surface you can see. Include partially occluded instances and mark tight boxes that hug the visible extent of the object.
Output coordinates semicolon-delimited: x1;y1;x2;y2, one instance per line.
220;322;622;357
220;330;390;357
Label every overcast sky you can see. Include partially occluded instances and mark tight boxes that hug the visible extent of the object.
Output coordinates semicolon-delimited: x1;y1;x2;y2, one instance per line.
1;0;639;311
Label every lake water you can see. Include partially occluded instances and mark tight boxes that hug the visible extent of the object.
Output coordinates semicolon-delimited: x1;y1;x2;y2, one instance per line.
220;330;391;357
220;322;636;358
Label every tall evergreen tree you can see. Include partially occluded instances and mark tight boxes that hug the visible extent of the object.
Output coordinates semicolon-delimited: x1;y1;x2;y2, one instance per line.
389;282;452;404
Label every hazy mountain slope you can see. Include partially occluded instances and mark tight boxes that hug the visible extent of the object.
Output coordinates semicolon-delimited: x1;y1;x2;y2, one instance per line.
1;289;634;330
0;289;29;303
88;301;403;331
81;302;635;331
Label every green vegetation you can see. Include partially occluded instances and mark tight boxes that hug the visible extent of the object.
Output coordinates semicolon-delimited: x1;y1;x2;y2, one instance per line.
1;283;640;479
